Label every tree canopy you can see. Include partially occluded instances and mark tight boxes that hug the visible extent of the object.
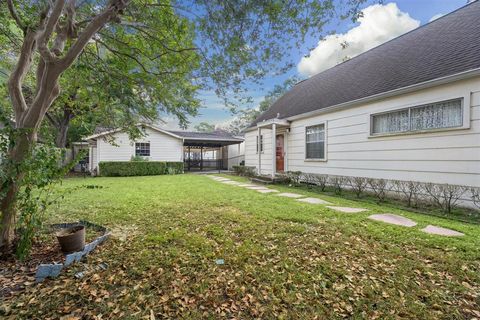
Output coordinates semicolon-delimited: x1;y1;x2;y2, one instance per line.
0;0;365;252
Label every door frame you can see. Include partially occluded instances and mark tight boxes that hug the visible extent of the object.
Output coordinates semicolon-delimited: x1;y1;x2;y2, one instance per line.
275;133;286;173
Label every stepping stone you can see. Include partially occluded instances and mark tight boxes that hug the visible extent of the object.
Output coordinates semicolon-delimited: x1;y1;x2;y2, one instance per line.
215;178;231;181
421;225;464;237
327;206;367;213
276;192;304;198
246;186;269;190
297;197;331;205
238;184;256;187
221;180;240;184
368;214;417;227
256;189;279;193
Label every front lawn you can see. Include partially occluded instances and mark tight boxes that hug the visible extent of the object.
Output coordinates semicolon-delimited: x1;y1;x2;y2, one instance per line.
3;174;480;319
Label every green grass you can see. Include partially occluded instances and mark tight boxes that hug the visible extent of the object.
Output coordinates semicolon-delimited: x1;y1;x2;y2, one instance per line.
4;174;480;319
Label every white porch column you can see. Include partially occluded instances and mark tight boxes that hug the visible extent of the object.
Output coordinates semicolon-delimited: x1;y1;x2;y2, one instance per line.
257;127;261;175
271;123;276;179
284;129;288;172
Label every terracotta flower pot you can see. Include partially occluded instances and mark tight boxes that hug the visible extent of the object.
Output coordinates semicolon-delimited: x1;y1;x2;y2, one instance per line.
56;225;86;253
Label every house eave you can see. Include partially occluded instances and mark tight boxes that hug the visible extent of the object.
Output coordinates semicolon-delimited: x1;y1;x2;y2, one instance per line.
286;67;480;122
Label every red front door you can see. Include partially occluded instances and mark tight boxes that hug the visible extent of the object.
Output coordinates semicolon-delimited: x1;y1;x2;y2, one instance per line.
276;134;284;172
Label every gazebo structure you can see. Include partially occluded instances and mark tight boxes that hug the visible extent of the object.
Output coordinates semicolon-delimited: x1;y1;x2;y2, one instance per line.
167;131;244;171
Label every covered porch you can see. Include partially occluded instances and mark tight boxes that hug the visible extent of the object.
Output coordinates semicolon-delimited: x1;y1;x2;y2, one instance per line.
174;132;244;172
256;118;290;179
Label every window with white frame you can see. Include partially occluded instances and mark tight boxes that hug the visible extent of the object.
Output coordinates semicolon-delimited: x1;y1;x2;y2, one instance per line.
305;124;325;159
135;142;150;156
256;135;263;153
371;98;463;135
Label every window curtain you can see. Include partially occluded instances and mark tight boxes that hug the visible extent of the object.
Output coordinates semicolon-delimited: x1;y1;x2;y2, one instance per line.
410;100;462;131
372;99;462;134
372;109;409;134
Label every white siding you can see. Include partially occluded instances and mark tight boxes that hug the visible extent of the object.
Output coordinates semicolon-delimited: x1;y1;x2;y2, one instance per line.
227;142;245;169
245;129;274;175
245;77;480;187
93;127;183;171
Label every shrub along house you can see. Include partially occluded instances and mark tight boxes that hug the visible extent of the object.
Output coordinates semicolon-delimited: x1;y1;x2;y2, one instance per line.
244;2;480;195
84;124;243;175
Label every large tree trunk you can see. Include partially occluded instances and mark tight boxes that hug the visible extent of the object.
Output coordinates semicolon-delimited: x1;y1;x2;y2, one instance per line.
0;131;35;250
55;121;70;148
54;108;73;148
1;0;128;253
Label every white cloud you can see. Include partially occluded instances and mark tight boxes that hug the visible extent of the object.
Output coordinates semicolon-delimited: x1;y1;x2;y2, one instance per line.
429;13;444;22
297;3;420;77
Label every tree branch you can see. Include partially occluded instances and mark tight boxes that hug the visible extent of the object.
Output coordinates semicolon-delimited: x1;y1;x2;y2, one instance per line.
6;0;25;32
52;0;77;56
37;0;66;62
60;0;130;70
7;31;37;124
45;111;59;127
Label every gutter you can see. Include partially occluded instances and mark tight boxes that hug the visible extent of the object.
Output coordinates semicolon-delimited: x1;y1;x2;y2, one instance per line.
245;67;480;131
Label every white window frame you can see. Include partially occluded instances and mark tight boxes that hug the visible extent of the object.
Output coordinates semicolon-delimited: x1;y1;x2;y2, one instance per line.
369;97;470;137
135;142;151;157
304;122;327;161
256;135;264;154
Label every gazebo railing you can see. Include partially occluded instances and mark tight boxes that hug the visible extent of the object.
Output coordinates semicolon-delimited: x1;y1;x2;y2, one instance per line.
184;159;227;171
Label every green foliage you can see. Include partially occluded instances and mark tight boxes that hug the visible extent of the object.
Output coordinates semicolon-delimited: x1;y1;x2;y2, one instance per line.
232;165;256;177
99;161;183;177
225;77;299;133
194;122;216;133
0;116;78;259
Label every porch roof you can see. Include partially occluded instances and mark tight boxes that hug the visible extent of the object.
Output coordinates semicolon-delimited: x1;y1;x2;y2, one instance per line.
168;130;244;148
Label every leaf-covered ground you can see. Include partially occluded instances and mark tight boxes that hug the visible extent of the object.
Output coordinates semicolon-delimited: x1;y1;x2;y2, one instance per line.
2;174;480;319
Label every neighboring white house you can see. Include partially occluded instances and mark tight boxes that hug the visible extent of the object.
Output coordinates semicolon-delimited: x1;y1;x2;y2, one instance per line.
84;124;243;174
244;1;480;190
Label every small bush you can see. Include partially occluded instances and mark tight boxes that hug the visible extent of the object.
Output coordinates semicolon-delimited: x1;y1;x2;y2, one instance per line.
232;165;243;175
285;171;302;186
392;180;423;207
368;178;388;202
350;176;368;198
232;165;256;177
471;187;480;209
99;161;183;177
311;174;328;191
329;175;348;195
302;173;317;189
424;183;467;214
244;166;256;177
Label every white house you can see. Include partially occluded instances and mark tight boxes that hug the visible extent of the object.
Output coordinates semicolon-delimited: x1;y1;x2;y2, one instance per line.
244;2;480;189
84;124;243;174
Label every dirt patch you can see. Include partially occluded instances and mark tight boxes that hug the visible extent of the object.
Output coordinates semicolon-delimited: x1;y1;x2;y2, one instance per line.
0;225;104;300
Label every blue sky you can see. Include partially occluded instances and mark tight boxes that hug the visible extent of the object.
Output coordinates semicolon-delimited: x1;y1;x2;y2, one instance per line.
165;0;468;130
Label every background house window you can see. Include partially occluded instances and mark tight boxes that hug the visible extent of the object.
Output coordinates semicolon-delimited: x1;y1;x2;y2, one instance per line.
372;99;463;135
305;124;325;159
256;135;263;153
135;142;150;156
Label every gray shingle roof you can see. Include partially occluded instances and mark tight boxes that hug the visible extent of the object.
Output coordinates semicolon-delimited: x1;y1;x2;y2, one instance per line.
251;1;480;127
